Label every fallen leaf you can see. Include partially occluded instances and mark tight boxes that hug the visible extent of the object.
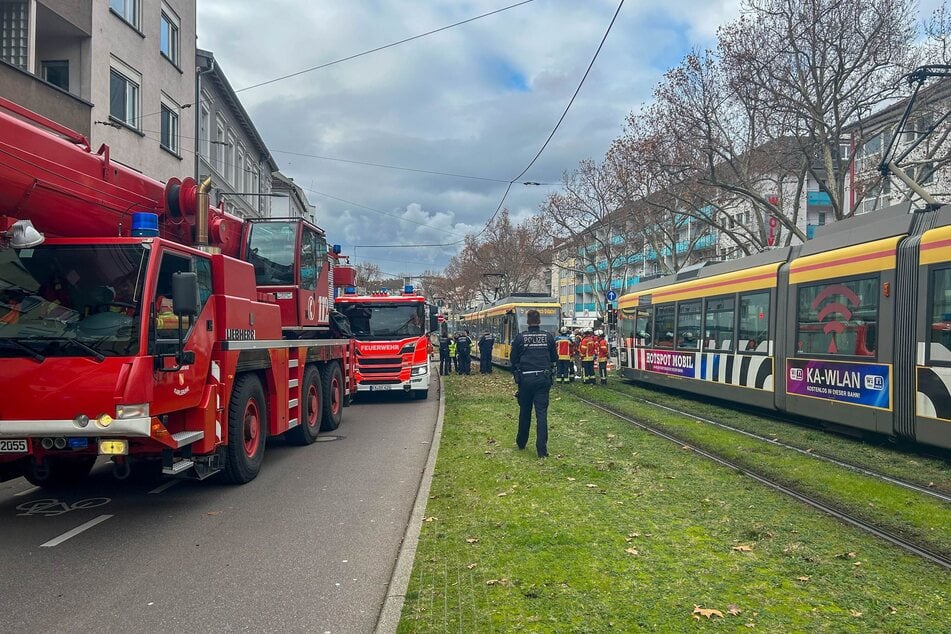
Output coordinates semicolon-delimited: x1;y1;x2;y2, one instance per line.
745;623;756;628
205;511;221;516
423;516;437;522
692;606;724;620
628;532;640;538
586;484;598;488
607;433;616;439
732;545;753;552
888;606;897;614
497;492;508;497
796;576;810;582
848;551;857;558
625;547;639;555
486;579;500;586
928;481;935;488
567;477;576;481
805;448;813;453
849;609;862;618
727;605;742;616
466;537;479;544
466;563;477;570
853;561;862;566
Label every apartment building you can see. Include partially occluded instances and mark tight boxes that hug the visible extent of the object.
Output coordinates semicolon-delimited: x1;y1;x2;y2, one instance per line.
0;0;196;181
196;48;277;219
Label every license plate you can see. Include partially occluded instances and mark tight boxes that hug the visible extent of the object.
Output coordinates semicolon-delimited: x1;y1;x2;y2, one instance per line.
0;439;28;453
368;385;391;391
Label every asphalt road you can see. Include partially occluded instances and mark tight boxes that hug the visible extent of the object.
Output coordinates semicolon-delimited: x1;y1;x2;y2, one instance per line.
0;377;440;633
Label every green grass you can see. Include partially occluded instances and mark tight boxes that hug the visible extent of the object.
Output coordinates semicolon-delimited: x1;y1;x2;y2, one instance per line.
597;377;950;494
398;373;950;632
564;379;951;559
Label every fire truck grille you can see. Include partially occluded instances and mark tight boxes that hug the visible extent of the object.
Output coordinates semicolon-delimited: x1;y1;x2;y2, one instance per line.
358;357;402;365
358;366;403;374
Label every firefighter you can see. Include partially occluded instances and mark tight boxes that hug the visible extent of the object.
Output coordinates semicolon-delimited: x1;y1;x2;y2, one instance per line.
554;326;574;383
510;309;557;457
478;331;495;373
456;330;473;375
438;330;452;376
581;328;598;384
596;329;609;384
572;329;583;380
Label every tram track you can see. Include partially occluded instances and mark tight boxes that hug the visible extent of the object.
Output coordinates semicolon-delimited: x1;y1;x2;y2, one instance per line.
572;393;951;571
588;381;951;502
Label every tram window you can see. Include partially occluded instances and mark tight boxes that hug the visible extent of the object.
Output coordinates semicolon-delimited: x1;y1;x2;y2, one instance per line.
654;304;675;348
704;296;734;351
929;268;951;362
796;277;878;357
676;301;701;349
738;291;769;353
619;307;651;347
635;308;652;347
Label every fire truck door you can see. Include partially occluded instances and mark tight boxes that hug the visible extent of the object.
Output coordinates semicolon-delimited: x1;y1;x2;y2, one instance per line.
299;228;328;326
150;250;214;412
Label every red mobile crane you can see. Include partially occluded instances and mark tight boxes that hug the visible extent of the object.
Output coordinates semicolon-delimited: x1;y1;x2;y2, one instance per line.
333;286;437;400
0;97;353;486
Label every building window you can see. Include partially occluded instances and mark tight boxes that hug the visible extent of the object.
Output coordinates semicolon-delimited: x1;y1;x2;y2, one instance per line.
0;1;28;69
199;103;210;159
110;0;139;28
42;60;69;91
226;131;237;186
215;117;225;174
159;5;180;66
109;65;140;129
160;97;180;155
236;146;245;189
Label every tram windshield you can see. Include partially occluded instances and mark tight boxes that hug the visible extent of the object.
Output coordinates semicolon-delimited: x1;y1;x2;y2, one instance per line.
515;306;559;334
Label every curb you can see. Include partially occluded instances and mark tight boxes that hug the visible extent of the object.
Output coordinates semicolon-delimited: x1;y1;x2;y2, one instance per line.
374;367;445;633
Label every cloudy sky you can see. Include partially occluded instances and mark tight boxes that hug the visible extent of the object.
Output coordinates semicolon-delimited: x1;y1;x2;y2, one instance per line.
194;0;937;277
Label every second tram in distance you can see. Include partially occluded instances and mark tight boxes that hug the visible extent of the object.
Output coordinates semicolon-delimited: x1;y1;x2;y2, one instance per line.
458;294;561;367
616;202;951;450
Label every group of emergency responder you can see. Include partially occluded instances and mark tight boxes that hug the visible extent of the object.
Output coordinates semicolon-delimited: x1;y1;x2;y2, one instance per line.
554;327;610;385
436;330;498;375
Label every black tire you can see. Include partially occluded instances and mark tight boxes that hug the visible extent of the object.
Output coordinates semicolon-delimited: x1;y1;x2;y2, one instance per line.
24;455;96;488
320;362;344;431
413;389;429;400
286;365;322;446
223;373;267;484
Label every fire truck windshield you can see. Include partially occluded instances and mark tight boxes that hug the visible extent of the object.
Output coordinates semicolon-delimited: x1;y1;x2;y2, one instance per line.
339;302;425;340
0;244;146;358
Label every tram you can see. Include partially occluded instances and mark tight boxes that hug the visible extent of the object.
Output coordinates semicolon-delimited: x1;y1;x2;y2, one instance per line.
458;294;561;367
616;202;951;450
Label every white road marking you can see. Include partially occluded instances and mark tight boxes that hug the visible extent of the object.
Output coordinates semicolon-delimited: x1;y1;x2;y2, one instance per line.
40;514;113;547
148;480;180;495
13;486;40;497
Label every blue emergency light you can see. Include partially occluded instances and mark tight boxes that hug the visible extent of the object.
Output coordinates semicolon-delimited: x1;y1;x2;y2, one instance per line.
403;285;414;294
131;212;159;237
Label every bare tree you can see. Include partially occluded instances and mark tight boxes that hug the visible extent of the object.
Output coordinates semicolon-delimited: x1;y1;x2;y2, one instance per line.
719;0;917;220
352;261;382;290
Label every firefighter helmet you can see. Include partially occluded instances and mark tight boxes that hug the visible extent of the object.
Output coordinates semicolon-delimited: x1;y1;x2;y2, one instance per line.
559;326;568;334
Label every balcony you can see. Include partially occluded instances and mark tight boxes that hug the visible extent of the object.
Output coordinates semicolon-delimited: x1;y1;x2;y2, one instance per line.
0;1;92;135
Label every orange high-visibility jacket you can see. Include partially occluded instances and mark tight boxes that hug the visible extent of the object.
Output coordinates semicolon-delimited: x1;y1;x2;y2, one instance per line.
555;336;573;360
581;335;597;361
598;338;609;360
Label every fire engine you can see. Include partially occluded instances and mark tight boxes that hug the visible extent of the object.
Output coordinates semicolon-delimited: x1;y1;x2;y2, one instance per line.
334;287;437;399
0;97;354;487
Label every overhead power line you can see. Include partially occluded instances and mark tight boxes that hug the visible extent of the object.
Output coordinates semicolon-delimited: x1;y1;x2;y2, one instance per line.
466;0;625;244
271;149;513;183
235;0;538;94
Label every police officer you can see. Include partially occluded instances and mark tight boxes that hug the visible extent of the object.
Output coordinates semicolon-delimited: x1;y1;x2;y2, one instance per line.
510;309;557;457
478;331;495;373
438;330;452;376
456;330;473;375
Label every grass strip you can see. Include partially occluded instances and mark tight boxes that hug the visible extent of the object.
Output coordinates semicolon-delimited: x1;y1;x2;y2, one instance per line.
398;373;950;633
598;377;950;494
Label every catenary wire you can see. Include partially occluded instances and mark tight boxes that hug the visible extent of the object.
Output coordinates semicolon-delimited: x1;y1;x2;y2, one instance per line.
234;0;537;93
464;0;625;245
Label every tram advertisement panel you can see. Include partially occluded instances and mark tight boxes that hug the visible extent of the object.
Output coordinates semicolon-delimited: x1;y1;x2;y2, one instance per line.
642;349;697;378
786;358;890;409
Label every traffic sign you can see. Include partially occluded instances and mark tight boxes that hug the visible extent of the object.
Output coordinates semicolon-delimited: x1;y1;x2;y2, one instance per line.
606;290;617;302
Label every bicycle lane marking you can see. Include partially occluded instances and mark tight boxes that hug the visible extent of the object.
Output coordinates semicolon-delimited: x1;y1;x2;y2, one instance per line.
12;497;114;547
40;515;113;547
